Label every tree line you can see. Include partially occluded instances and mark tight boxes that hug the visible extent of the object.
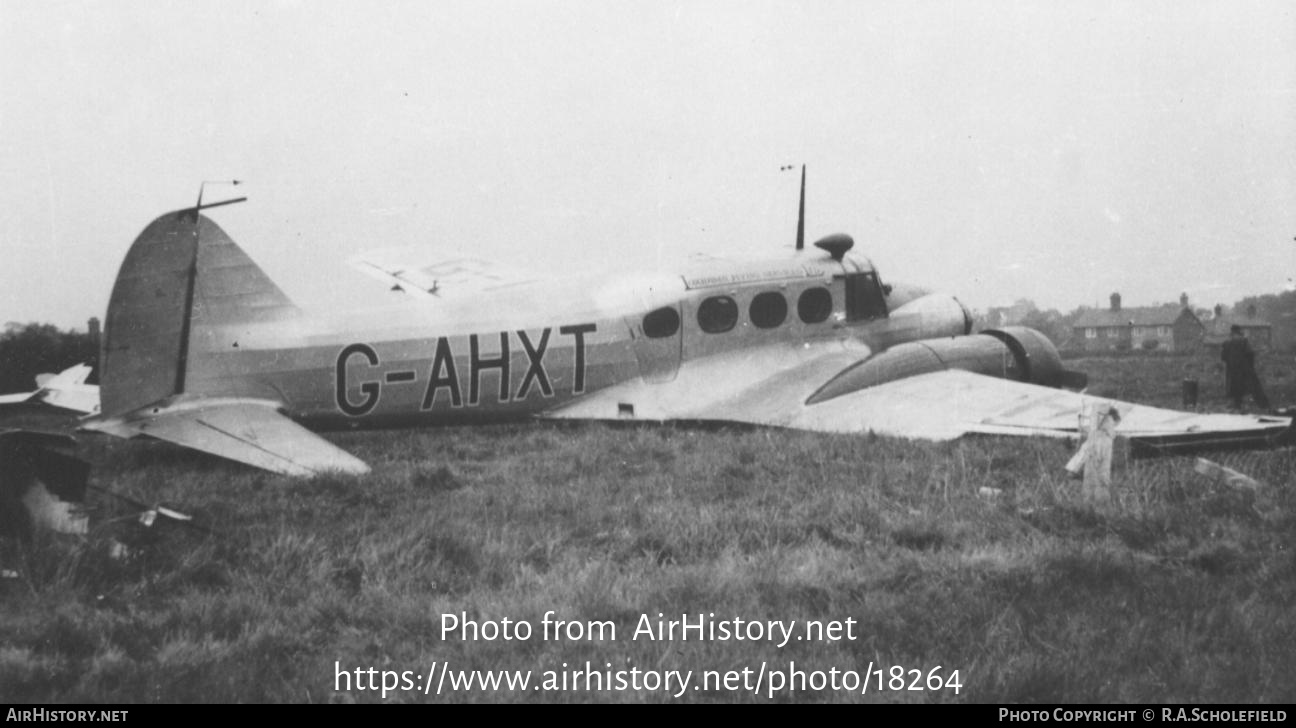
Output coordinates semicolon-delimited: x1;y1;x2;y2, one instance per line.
1234;290;1296;353
0;322;99;394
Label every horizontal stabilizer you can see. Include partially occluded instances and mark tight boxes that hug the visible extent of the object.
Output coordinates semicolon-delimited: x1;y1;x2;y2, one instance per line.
0;385;99;415
0;364;99;415
0;392;38;406
94;400;370;477
37;384;100;415
42;363;93;388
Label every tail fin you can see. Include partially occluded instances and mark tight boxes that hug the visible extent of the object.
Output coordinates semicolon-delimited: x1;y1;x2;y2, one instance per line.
99;210;298;417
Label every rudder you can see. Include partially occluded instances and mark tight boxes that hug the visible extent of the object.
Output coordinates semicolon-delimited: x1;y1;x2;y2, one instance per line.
99;210;298;417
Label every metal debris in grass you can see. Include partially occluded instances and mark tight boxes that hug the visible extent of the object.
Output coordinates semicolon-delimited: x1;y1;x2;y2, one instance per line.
1193;457;1282;521
1193;457;1259;490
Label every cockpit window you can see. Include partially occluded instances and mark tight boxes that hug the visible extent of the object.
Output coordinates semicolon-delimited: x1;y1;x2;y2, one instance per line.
642;306;680;338
797;287;833;324
845;272;888;321
749;291;788;329
697;296;738;334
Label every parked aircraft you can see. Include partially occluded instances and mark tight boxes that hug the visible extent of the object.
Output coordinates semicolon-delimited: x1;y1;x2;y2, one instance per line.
80;180;1290;476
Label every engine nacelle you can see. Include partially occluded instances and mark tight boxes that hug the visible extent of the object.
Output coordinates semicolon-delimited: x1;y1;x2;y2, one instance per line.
980;326;1071;388
806;326;1084;405
870;292;974;351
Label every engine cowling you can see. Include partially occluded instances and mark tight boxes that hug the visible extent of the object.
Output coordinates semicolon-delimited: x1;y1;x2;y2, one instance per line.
980;326;1070;387
806;326;1085;405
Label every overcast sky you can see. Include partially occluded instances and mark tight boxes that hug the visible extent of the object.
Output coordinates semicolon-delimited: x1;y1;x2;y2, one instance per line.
2;0;1293;330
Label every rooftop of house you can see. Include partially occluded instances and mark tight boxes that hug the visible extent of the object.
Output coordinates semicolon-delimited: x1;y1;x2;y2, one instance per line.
1073;307;1196;328
1204;315;1271;334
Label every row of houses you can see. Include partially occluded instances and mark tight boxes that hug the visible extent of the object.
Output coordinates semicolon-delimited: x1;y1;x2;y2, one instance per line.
1069;293;1271;353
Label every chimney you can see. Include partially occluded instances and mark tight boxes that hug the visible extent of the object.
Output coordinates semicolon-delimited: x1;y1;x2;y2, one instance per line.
1180;292;1189;308
87;316;101;343
1110;292;1121;312
1214;304;1223;318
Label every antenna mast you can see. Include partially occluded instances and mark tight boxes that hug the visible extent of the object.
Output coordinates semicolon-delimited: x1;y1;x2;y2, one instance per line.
796;165;806;250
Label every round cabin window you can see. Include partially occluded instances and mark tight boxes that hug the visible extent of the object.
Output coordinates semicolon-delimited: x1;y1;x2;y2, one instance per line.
798;287;833;324
642;306;681;338
697;296;739;334
749;291;788;329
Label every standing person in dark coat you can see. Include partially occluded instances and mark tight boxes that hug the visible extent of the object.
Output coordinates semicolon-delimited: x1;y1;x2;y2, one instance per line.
1221;325;1270;411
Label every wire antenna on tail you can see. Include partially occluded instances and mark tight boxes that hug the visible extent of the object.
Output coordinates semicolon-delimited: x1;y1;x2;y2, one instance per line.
191;180;247;218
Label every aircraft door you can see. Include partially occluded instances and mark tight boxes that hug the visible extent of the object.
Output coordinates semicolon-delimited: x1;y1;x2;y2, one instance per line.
630;305;683;383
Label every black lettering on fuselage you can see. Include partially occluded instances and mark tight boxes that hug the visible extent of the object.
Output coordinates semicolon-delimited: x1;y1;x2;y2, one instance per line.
469;332;510;406
422;337;463;409
336;343;380;416
515;328;553;399
337;322;597;415
560;323;597;394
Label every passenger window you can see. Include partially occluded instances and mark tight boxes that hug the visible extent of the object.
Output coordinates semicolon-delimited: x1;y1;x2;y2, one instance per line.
749;291;788;329
697;296;738;333
797;287;833;324
642;306;681;338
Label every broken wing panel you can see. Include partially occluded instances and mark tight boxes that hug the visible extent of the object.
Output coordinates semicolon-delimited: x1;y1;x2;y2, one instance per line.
128;401;370;476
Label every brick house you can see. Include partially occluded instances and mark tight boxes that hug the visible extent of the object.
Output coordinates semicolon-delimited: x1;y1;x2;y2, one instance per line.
1202;304;1272;350
1071;293;1205;353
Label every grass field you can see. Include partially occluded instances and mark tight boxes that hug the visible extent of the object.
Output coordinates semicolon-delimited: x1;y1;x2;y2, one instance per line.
1;352;1294;703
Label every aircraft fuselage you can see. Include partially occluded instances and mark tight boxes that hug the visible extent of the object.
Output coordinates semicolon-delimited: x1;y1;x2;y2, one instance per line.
180;252;969;431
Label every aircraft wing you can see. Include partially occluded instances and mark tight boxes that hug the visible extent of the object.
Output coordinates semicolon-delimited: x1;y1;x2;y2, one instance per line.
84;399;370;477
347;248;539;299
541;348;1291;449
788;370;1291;450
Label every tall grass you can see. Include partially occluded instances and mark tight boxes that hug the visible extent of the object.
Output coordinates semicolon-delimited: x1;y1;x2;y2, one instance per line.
1;354;1293;702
